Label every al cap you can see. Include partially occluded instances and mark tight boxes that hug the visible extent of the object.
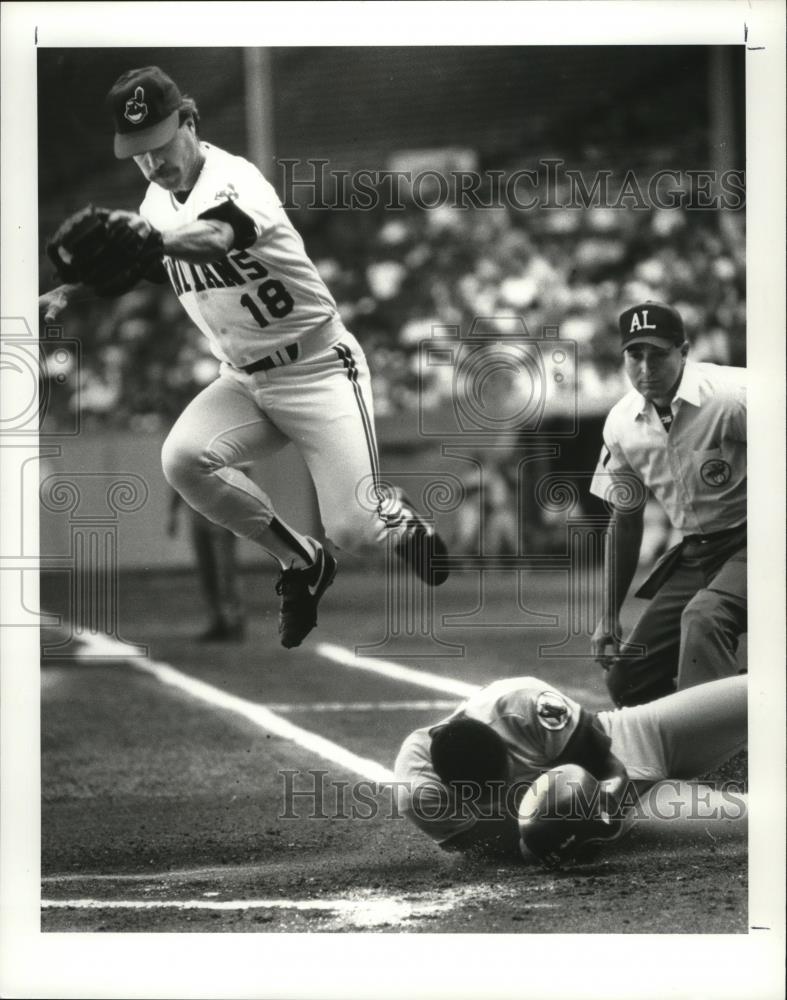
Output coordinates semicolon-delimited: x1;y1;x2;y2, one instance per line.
619;301;685;351
107;67;182;159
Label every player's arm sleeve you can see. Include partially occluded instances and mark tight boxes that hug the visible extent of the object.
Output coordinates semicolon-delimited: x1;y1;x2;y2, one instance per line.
197;198;258;252
553;708;623;780
492;686;582;776
729;379;747;443
198;161;282;250
398;778;477;846
589;424;642;512
504;688;628;786
393;736;477;846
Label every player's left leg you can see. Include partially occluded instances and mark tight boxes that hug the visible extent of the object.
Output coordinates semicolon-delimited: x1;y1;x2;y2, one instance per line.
162;374;338;648
162;373;319;569
604;674;747;782
652;674;747;778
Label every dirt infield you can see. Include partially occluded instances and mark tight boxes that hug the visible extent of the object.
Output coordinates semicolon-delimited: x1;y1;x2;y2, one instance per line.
41;567;747;934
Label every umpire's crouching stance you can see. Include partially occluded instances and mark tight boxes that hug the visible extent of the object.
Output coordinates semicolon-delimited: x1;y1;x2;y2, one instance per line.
590;302;746;707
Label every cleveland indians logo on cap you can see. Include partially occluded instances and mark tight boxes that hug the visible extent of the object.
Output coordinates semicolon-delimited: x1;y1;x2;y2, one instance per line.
536;691;570;731
124;87;149;125
629;309;658;333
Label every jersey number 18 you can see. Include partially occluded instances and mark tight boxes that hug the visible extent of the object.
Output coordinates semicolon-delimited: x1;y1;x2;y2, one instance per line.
240;278;294;328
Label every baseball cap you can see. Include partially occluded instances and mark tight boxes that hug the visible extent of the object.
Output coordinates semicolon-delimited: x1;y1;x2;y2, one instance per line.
107;67;182;159
618;301;686;351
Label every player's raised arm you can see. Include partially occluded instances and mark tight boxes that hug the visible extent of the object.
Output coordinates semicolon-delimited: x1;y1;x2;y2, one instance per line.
160;219;235;262
106;209;236;264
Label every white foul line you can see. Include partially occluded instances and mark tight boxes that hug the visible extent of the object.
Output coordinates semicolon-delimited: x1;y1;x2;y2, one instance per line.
267;699;459;713
73;633;394;783
314;642;612;710
315;642;480;698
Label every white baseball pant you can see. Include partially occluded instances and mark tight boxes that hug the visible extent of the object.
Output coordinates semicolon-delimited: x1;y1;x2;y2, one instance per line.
599;673;747;782
161;326;401;555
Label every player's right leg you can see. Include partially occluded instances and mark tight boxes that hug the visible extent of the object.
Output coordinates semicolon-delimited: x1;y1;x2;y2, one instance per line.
651;674;747;779
263;332;449;585
603;674;747;782
161;373;337;647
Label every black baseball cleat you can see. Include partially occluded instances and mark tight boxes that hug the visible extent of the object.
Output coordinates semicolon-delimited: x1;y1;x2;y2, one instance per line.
391;492;449;586
275;540;338;649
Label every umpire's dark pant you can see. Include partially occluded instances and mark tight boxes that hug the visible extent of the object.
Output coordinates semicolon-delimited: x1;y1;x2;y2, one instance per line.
607;524;747;707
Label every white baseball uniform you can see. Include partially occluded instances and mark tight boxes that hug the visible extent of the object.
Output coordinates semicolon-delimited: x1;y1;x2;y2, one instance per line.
394;674;746;846
144;142;405;553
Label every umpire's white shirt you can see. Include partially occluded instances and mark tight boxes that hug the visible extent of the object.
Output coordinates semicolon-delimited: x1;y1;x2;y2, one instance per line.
589;361;746;535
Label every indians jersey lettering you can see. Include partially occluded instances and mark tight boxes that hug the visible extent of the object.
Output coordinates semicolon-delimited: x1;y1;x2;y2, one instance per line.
139;143;339;367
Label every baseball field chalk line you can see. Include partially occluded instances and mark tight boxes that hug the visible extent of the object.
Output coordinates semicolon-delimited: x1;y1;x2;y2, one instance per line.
61;633;744;810
266;699;459;713
315;642;611;710
316;642;479;697
71;633;394;783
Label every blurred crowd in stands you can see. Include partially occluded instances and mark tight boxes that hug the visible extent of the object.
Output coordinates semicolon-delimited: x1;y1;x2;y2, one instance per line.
39;168;745;559
41;175;746;435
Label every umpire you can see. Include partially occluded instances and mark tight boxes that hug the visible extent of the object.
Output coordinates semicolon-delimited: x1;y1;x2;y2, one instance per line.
590;301;746;707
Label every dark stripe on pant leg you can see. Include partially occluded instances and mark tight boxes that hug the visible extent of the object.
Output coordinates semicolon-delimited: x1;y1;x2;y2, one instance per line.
333;343;384;510
269;516;313;564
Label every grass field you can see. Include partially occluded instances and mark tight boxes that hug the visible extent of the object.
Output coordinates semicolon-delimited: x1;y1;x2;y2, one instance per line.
40;563;747;934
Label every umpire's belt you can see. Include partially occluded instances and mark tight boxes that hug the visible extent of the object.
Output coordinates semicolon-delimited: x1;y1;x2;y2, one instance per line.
239;343;299;375
683;522;747;546
635;522;746;600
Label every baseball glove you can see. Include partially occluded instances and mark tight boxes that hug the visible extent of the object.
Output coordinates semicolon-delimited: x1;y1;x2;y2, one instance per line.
46;205;164;297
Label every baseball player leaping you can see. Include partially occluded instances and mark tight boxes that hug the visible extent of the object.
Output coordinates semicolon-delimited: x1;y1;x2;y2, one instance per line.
40;66;449;648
